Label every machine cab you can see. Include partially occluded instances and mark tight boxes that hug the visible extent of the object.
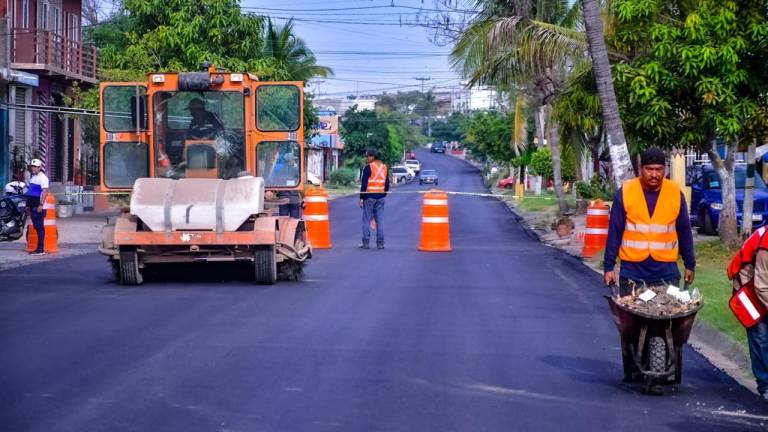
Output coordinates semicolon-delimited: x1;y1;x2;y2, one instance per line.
99;67;305;192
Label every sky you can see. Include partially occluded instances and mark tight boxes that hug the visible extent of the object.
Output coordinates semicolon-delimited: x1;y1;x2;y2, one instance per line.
240;0;472;98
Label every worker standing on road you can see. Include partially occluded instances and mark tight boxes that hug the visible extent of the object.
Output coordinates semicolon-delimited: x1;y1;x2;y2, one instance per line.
728;228;768;400
25;159;49;256
603;147;696;381
359;149;389;249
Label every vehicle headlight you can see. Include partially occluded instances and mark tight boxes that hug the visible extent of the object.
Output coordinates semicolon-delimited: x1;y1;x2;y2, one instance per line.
711;203;723;211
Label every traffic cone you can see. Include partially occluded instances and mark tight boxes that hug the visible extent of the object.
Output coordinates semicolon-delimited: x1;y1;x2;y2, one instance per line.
582;199;609;258
304;186;332;249
27;193;58;253
418;190;451;252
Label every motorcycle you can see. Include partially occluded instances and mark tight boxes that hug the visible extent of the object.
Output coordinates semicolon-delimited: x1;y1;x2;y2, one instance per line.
0;181;29;241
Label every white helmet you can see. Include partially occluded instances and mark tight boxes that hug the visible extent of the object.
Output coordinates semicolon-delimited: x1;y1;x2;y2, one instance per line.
29;159;43;168
4;181;27;195
306;173;321;186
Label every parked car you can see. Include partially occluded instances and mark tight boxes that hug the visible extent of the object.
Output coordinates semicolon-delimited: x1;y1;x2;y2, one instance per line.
395;164;416;178
688;164;768;235
391;166;412;184
431;142;447;153
419;169;439;185
405;159;422;175
497;176;517;189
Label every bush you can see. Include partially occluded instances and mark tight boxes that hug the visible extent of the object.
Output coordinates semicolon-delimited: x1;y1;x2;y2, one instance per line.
529;148;553;178
575;175;613;201
328;167;357;186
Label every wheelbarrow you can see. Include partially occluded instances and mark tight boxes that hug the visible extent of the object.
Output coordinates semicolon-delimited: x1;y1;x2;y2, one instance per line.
605;293;703;394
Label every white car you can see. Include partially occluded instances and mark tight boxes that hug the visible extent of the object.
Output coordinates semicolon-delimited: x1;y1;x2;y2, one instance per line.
391;166;412;183
394;164;415;178
404;159;421;175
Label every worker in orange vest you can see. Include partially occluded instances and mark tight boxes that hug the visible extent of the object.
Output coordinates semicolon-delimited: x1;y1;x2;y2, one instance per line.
359;149;389;249
603;147;696;382
728;227;768;399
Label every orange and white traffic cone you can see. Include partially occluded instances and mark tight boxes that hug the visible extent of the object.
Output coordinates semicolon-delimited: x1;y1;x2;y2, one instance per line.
581;200;609;258
27;193;58;253
304;186;332;249
418;190;451;252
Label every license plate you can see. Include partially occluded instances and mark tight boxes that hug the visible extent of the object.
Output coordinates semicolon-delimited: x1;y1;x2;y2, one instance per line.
753;214;763;221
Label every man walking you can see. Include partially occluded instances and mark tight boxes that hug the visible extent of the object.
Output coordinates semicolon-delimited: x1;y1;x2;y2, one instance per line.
25;159;49;256
728;227;768;400
359;149;389;249
603;147;696;382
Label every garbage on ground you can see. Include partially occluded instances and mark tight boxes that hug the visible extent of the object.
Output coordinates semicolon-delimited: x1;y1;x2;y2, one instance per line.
615;283;703;317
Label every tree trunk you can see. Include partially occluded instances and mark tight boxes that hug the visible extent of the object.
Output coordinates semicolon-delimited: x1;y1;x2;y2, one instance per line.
742;140;757;237
581;0;634;188
708;140;739;249
548;116;568;213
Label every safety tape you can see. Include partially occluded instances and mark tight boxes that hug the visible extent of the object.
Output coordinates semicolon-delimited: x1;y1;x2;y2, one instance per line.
303;215;329;222
422;217;449;224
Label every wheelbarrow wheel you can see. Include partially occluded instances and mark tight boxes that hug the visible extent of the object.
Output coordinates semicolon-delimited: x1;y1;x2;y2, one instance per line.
644;336;667;395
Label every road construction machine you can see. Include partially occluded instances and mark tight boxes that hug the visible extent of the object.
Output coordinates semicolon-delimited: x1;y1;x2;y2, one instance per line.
97;64;310;285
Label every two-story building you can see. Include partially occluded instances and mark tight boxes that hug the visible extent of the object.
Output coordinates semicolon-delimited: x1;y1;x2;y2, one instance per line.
1;0;97;189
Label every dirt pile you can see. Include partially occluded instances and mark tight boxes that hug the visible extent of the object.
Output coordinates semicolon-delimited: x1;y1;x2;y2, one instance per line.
615;284;703;317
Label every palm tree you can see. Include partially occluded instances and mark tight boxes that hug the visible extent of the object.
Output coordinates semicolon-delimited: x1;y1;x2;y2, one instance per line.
451;0;586;212
580;0;633;187
262;18;333;82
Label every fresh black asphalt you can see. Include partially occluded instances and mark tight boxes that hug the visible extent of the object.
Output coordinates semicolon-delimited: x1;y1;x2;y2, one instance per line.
1;149;766;431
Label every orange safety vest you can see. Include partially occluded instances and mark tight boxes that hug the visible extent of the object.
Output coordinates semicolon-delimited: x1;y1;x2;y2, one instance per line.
727;227;768;326
366;161;388;193
619;178;680;262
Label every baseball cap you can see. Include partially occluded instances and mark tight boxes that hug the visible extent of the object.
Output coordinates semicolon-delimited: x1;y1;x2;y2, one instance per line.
29;159;43;167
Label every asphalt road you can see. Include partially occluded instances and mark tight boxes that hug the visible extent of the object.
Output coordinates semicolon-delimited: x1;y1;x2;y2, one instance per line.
1;149;767;431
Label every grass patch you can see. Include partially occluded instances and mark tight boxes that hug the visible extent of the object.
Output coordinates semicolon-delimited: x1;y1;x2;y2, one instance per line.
517;192;576;214
323;184;359;198
693;240;746;347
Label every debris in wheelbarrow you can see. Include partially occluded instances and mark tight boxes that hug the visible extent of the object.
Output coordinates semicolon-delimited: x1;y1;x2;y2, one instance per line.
615;283;702;318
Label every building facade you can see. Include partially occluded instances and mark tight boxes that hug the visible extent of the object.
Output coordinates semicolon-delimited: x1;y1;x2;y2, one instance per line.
1;0;97;188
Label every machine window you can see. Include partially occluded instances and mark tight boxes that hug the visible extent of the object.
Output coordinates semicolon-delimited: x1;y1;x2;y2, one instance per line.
257;141;302;188
103;86;146;132
257;85;300;131
104;141;148;188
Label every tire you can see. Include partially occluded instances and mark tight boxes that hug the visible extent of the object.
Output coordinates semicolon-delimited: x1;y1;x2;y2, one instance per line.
118;247;143;286
254;245;277;285
702;209;717;235
419;181;423;185
435;181;438;185
648;336;667;374
278;223;307;282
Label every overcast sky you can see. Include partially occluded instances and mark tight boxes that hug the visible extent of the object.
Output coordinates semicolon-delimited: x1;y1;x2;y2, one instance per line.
240;0;469;97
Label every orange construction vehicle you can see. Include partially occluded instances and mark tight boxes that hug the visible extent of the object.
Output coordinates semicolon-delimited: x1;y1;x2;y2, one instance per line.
97;64;310;285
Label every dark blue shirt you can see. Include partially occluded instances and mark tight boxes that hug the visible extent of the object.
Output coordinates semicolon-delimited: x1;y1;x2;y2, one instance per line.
603;187;696;283
359;163;390;200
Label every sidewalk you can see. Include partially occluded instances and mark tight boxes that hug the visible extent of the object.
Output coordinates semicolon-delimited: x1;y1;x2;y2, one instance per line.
0;211;116;272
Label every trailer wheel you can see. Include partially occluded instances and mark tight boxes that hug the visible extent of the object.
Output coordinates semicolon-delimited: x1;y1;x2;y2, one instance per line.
254;245;277;285
279;223;307;281
119;248;144;286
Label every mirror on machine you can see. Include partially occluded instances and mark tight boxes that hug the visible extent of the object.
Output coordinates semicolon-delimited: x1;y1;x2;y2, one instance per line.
257;141;302;188
256;85;300;131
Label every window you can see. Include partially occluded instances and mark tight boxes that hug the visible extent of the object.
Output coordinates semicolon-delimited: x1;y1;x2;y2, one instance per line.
69;14;79;42
103;142;149;188
22;0;29;28
103;86;147;132
257;141;301;187
152;91;245;180
256;85;301;132
41;1;49;30
53;7;61;35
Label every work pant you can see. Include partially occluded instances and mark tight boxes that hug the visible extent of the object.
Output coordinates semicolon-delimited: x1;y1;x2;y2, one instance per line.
279;203;301;219
362;198;385;245
30;205;46;252
747;319;768;394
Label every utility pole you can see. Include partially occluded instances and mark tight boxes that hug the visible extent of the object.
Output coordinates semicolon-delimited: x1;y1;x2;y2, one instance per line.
413;77;431;93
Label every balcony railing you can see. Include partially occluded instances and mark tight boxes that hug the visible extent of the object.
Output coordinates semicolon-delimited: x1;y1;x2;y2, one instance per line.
11;28;98;82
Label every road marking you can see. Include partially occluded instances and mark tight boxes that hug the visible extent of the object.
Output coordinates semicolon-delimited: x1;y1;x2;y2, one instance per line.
712;410;768;421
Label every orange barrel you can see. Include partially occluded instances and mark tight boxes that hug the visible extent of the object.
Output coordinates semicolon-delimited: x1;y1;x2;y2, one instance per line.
27;193;58;253
303;186;332;249
418;190;452;252
582;199;609;258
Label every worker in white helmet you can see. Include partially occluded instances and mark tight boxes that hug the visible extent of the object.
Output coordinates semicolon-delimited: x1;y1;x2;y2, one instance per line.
25;159;49;255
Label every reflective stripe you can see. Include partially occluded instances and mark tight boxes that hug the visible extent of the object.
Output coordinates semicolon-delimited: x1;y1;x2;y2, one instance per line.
424;199;448;206
587;208;609;216
622;240;678;250
422;217;449;224
367;162;387;192
44;220;56;226
585;228;608;235
626;222;675;233
43;203;55;209
304;196;327;203
304;215;328;222
739;291;762;320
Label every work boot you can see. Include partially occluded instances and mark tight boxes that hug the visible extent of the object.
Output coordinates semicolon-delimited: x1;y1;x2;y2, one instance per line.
29;250;46;256
377;242;385;249
359;241;370;249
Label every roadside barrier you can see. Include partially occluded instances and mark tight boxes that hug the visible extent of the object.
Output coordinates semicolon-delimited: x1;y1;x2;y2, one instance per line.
582;200;610;258
304;187;332;249
26;193;58;253
419;190;452;252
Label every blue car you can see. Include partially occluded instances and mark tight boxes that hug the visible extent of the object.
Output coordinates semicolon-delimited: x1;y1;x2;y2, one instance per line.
688;164;768;235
